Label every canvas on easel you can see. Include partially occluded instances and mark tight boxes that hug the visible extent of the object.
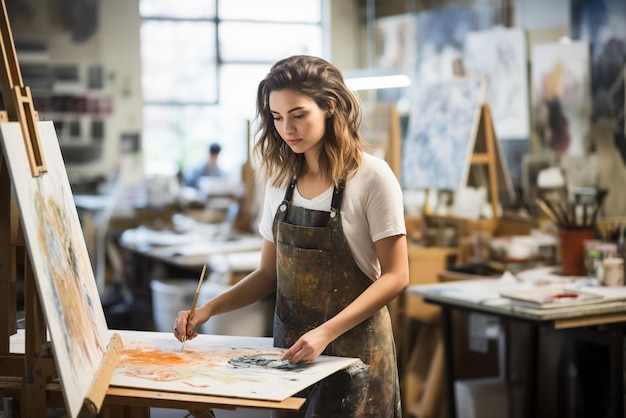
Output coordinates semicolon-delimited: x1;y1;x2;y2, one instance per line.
402;77;486;191
402;77;515;217
0;121;116;417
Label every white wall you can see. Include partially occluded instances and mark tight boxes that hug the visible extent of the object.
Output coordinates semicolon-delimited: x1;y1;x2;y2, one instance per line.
99;0;143;187
327;0;365;71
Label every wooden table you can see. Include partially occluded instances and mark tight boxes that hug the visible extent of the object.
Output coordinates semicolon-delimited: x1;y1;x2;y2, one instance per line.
408;278;626;418
5;329;310;417
116;226;264;330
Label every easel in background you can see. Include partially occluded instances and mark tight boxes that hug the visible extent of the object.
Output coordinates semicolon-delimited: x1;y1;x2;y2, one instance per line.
423;102;507;239
234;120;257;233
0;0;122;415
361;102;402;179
401;74;513;417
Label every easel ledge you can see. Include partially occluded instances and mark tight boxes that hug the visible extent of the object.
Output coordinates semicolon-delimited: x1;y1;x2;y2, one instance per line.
0;379;305;416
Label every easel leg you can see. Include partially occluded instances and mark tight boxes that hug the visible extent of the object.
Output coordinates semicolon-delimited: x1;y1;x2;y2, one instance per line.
0;149;16;351
21;255;55;418
100;404;150;418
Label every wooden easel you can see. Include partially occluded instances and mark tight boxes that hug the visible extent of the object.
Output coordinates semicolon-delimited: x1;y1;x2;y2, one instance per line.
361;102;402;179
423;102;510;238
0;0;122;416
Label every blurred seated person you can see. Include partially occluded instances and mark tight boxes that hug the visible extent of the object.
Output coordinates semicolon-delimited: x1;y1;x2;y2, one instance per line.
183;143;226;189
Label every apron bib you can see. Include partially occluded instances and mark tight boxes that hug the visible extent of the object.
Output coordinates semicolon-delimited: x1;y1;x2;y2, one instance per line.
272;178;401;417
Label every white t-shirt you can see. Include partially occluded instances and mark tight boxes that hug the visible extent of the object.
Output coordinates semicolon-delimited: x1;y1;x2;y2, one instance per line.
259;153;406;281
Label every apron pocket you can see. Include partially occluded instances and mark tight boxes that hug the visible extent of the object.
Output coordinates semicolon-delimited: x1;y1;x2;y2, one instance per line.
276;243;332;327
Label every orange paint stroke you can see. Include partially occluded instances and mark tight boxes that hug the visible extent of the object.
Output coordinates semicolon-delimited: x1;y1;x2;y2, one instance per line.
117;341;288;383
120;346;188;367
184;381;211;388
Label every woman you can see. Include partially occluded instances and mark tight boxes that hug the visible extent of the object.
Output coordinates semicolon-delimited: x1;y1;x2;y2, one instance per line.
175;55;409;417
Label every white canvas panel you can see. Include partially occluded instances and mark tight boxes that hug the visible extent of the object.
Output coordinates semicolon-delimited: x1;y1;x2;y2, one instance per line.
0;121;110;418
110;330;361;402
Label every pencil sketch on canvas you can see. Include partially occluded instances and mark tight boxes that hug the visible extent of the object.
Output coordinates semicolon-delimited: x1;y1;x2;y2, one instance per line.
0;121;110;418
111;330;360;402
464;26;530;140
402;78;486;190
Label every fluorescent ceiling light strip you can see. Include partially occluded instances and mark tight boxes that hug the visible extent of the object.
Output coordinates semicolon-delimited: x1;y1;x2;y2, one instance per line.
346;74;411;91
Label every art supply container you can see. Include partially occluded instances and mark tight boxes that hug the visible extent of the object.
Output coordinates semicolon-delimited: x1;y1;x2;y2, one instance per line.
584;240;603;277
584;240;618;279
559;229;595;276
600;257;624;287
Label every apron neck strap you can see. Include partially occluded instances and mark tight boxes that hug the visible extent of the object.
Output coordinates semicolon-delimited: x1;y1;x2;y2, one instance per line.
279;177;346;220
330;180;345;220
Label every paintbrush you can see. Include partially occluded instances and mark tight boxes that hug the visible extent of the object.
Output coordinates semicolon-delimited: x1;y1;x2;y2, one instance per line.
536;198;560;225
182;263;207;352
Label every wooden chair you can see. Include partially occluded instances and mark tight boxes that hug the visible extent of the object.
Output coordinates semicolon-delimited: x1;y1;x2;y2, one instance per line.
399;246;458;418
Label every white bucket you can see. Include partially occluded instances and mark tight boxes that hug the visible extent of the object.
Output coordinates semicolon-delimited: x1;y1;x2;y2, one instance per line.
150;278;274;337
150;278;199;332
199;282;274;337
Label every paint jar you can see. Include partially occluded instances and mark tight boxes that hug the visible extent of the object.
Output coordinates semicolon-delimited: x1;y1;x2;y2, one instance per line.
584;240;618;279
600;257;624;287
584;240;603;277
559;228;595;276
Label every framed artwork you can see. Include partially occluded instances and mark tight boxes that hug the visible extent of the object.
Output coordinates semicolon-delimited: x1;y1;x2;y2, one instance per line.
0;121;110;418
402;78;486;191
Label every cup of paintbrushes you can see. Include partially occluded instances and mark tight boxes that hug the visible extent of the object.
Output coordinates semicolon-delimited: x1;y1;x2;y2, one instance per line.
558;227;595;276
536;197;596;276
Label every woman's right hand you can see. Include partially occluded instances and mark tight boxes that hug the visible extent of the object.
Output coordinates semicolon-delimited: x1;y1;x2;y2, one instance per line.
174;305;210;342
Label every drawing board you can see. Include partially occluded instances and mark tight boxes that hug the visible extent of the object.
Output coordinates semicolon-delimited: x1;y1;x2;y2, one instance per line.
110;330;360;402
0;121;110;418
402;77;486;190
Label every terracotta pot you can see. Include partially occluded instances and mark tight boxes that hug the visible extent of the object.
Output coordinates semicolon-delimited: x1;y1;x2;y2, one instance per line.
559;228;595;276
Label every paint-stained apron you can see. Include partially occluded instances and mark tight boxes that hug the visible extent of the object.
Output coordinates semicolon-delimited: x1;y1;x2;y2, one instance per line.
271;178;401;417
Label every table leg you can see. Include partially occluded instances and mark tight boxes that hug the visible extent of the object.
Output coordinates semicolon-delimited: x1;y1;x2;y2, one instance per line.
527;324;539;418
504;320;539;418
441;306;456;418
609;325;624;418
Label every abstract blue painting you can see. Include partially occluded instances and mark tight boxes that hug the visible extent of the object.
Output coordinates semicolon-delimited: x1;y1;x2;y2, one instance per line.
402;78;485;190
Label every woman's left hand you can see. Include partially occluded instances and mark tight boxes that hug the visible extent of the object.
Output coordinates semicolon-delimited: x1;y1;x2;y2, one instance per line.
280;327;332;364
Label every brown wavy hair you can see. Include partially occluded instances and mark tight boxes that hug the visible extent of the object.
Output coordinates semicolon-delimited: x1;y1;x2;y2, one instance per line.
253;55;367;188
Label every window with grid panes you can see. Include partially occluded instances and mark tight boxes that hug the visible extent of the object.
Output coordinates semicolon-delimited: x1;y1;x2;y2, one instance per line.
140;0;323;177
